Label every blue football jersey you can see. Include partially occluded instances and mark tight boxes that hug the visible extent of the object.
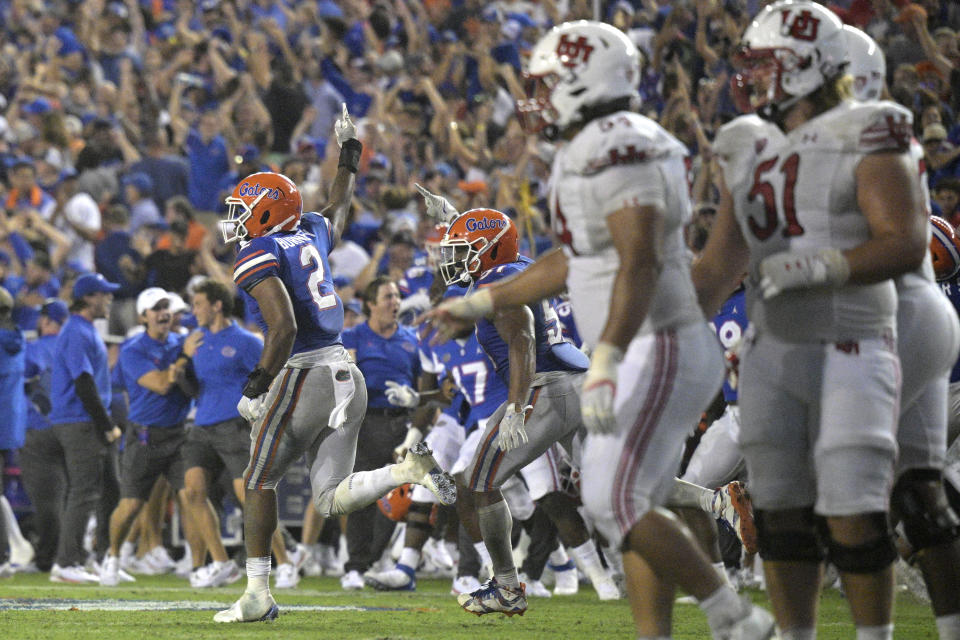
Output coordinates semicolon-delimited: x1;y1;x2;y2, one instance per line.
552;294;583;348
233;212;343;354
475;257;589;385
940;277;960;383
711;288;747;403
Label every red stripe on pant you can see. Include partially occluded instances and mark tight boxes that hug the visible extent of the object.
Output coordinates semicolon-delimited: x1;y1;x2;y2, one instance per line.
613;331;677;534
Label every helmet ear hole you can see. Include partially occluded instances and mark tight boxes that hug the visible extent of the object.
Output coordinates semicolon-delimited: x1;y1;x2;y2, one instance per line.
259;210;271;225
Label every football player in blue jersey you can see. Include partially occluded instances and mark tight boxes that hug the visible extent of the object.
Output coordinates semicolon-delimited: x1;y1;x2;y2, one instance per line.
433;207;616;616
213;105;456;623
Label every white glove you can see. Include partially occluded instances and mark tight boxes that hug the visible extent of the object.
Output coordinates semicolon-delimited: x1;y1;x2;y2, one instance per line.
414;183;459;224
581;342;624;434
237;394;268;424
758;248;849;299
334;102;357;148
497;403;531;452
385;381;420;408
393;426;423;462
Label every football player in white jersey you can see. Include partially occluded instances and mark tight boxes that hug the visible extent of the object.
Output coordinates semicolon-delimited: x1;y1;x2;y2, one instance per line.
690;4;930;639
845;25;960;640
423;20;774;640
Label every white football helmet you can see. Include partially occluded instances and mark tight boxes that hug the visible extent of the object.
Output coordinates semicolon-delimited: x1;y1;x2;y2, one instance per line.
731;0;847;115
518;20;640;135
843;25;886;102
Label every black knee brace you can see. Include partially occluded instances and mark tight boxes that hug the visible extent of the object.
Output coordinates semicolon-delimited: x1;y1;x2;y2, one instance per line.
817;512;897;574
892;469;960;552
755;508;825;563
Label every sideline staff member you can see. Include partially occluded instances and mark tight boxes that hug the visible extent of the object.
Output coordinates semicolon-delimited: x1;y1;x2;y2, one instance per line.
48;273;122;584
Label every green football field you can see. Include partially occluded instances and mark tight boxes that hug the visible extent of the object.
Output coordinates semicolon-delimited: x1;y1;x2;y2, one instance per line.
0;573;939;639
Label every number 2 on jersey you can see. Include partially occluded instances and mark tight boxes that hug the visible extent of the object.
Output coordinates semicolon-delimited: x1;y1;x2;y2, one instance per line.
747;152;804;241
299;244;337;312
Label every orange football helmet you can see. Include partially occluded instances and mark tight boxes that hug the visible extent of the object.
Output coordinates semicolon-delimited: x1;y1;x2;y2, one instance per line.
377;484;413;522
220;172;302;243
439;208;518;285
930;216;960;282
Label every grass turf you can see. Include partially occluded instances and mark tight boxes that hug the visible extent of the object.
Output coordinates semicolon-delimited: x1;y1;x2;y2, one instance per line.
0;573;938;639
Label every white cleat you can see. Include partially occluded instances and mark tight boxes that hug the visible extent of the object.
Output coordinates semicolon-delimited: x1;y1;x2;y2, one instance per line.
274;562;300;589
394;443;457;505
192;561;242;588
519;574;552;598
550;561;579;596
340;569;364;590
214;591;279;623
451;575;481;595
591;572;623;600
726;604;776;640
50;564;99;584
365;566;416;591
99;555;120;587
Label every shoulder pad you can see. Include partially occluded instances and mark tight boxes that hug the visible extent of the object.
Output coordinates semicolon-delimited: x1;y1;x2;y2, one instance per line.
713;115;778;164
848;100;913;154
563;111;687;175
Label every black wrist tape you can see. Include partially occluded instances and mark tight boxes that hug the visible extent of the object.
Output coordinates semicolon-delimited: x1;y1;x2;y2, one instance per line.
338;138;363;173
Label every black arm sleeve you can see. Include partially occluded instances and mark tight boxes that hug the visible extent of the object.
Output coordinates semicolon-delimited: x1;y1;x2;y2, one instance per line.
75;372;114;431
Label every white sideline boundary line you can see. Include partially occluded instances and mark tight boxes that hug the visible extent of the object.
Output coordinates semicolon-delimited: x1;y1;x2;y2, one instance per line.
0;598;413;612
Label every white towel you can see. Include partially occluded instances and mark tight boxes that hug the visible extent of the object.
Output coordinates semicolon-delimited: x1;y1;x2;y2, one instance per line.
327;364;355;430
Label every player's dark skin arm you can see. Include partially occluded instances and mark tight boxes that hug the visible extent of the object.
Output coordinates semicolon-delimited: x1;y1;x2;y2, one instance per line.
247;276;298;377
321;143;361;244
487;247;568;309
492;303;536;409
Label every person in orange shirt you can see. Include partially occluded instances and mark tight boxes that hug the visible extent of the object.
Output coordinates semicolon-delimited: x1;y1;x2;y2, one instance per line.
154;196;208;252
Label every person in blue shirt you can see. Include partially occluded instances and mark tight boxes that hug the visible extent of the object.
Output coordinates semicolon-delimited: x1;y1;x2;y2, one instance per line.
177;278;262;588
48;273;123;584
99;287;196;586
0;287;26;575
19;299;68;572
214;106;454;623
339;276;422;589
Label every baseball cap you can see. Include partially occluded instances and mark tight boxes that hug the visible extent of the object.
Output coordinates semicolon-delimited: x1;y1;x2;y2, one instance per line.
345;298;363;315
22;98;53;115
136;287;170;315
40;298;69;325
73;273;121;298
122;171;154;195
923;124;948;143
168;292;188;314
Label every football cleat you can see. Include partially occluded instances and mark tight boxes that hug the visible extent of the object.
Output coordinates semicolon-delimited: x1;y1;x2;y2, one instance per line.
274;562;300;589
591;572;623;600
451;575;482;595
214;591;279;623
712;481;759;554
394;443;457;505
549;560;579;596
50;564;99;584
457;578;527;617
99;555;120;587
519;573;552;598
340;570;364;590
725;603;776;640
192;561;242;588
365;565;416;591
